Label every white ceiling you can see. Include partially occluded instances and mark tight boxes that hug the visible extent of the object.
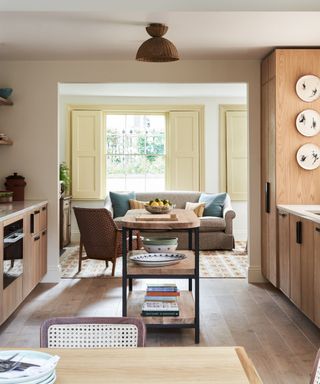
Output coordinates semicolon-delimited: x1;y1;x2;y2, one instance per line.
59;83;247;98
0;2;320;60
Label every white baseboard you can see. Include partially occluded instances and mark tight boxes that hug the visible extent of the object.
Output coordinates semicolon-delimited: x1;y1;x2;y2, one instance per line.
41;264;61;283
247;266;267;283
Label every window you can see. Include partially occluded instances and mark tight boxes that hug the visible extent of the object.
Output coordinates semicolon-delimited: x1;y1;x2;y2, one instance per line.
105;114;166;192
70;106;204;199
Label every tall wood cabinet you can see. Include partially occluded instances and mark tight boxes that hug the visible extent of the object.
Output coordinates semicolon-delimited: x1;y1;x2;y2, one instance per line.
261;49;320;285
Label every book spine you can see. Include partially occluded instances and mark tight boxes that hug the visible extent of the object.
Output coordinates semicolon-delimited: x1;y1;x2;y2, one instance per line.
147;288;178;292
146;291;180;296
144;296;177;301
141;311;179;317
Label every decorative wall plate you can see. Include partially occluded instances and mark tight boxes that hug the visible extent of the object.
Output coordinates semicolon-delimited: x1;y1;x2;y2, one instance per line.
296;109;320;137
296;143;320;170
296;75;320;102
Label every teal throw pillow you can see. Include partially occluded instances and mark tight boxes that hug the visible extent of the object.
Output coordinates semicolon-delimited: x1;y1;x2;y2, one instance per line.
198;192;227;217
109;191;136;218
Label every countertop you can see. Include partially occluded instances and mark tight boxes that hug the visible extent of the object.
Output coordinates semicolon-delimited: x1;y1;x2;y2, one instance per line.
0;200;47;222
277;204;320;224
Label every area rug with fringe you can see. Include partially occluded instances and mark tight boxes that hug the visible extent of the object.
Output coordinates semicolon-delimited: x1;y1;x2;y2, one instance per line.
60;241;248;279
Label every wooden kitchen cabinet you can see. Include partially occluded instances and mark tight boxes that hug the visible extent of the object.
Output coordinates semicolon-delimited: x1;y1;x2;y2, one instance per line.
288;214;314;320
23;203;48;298
314;223;320;327
261;49;320;287
60;196;71;250
278;210;290;296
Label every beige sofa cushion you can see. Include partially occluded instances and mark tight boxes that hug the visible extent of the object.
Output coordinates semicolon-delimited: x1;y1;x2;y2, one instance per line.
199;216;226;232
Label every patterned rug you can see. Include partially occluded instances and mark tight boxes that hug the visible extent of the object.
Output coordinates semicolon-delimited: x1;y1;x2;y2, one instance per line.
60;242;248;279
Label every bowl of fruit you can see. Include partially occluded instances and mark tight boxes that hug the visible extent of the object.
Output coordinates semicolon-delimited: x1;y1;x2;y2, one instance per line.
144;198;175;214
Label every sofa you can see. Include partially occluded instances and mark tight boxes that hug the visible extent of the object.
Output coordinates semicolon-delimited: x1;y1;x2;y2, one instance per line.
105;191;236;251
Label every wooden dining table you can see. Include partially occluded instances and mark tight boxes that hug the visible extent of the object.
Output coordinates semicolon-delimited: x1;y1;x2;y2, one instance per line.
12;346;262;383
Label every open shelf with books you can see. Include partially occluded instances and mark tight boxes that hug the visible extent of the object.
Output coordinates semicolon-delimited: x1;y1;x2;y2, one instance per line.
121;209;200;343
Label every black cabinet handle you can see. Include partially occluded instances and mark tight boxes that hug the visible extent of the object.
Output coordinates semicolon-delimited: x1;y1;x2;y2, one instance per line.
316;227;320;233
279;213;287;217
42;206;46;211
34;235;40;241
296;221;302;244
265;182;271;213
30;214;34;233
42;230;46;235
34;210;40;215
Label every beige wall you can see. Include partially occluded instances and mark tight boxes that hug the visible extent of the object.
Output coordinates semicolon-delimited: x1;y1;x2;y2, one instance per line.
0;59;262;282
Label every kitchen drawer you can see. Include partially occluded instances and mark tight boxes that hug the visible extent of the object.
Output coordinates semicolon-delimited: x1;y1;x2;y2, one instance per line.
40;204;47;231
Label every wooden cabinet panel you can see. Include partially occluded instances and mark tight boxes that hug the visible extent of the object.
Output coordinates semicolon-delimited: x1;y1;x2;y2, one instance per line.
40;204;47;232
31;209;41;235
278;211;290;296
60;197;71;250
3;276;23;321
314;224;320;327
301;219;314;319
40;229;47;280
289;214;301;307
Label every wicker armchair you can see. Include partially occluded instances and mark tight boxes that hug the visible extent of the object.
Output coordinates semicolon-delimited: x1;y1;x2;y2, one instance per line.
40;317;146;348
73;207;141;276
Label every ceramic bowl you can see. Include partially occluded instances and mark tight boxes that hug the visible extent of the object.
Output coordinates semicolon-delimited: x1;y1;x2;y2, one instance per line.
0;88;13;99
143;237;178;253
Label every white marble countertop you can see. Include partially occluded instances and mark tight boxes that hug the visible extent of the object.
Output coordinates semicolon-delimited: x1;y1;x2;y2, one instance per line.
277;204;320;224
0;200;48;223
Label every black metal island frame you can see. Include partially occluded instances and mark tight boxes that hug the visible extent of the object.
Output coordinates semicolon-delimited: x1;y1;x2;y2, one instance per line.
121;209;200;344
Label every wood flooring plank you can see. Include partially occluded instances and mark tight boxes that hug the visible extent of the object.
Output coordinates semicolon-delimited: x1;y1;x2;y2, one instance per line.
0;279;318;384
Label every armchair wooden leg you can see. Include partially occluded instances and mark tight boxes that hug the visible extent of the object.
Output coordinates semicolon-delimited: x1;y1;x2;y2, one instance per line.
105;260;109;269
111;258;116;276
78;240;83;273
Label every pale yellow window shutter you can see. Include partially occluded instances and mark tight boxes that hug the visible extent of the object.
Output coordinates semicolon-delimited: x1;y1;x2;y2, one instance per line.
167;111;200;191
226;110;248;200
71;110;103;199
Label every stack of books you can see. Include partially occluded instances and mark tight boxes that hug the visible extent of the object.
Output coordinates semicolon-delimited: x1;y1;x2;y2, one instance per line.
141;284;180;317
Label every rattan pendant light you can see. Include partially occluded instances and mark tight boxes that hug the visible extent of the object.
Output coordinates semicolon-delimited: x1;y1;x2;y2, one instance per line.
136;23;179;62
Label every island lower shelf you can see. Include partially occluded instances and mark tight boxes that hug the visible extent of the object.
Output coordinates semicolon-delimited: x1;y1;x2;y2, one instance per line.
127;290;195;325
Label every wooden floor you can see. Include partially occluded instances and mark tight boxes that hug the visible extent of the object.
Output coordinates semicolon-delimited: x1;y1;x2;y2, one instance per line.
0;278;319;383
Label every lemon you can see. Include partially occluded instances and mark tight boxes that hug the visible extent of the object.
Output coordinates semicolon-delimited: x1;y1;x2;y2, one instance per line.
151;201;159;207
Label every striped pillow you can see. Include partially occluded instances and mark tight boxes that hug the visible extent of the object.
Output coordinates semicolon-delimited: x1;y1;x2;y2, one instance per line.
129;199;147;209
185;202;206;217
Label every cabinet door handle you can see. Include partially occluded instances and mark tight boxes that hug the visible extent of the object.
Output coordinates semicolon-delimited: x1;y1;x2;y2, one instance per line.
42;230;46;235
316;227;320;233
34;235;40;241
30;214;34;233
42;206;46;211
34;210;40;215
279;213;287;217
265;182;271;213
296;221;302;244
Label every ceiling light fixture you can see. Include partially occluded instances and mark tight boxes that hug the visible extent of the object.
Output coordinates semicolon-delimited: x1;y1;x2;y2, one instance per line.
136;23;179;63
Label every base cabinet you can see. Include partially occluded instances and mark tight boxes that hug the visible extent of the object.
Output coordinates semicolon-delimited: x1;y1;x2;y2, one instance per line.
278;211;290;296
278;210;318;324
23;204;48;299
314;224;320;327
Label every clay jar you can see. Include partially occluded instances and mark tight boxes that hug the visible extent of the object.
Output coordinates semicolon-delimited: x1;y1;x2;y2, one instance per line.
5;172;27;201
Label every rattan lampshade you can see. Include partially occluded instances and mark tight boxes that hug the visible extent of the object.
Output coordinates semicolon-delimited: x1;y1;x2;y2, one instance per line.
136;23;179;62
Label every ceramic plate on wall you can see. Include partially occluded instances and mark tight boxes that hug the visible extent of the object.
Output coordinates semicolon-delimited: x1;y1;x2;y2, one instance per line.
296;75;320;102
296;109;320;137
296;143;320;170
